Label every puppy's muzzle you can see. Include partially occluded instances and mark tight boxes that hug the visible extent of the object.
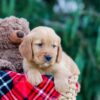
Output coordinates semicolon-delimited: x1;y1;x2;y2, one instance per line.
44;55;52;62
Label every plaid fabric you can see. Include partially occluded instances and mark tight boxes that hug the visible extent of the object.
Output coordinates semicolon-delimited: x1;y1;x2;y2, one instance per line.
0;70;60;100
0;70;80;100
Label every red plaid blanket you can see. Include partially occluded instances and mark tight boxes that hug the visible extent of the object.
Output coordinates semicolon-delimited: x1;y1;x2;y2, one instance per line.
0;70;79;100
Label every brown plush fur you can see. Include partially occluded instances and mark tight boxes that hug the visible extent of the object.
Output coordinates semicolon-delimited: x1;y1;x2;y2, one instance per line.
0;16;30;72
0;59;16;71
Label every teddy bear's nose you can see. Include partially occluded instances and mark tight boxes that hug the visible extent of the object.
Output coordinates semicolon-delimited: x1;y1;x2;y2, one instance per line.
17;31;24;38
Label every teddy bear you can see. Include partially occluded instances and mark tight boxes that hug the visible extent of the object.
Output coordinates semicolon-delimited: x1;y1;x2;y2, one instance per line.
0;16;30;72
0;16;80;99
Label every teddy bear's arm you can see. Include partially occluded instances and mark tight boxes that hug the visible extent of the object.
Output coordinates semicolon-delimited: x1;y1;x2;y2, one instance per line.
0;59;16;71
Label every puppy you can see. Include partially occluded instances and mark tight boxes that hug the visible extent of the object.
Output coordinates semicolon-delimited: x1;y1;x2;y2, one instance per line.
19;26;80;93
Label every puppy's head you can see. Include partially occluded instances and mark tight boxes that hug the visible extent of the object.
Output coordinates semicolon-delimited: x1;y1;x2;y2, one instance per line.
19;26;62;68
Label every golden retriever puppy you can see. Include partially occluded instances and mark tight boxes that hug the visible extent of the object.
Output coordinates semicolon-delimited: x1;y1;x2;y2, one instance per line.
19;26;80;93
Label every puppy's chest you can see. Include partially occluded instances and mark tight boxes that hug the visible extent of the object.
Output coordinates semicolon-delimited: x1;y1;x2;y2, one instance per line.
40;70;54;76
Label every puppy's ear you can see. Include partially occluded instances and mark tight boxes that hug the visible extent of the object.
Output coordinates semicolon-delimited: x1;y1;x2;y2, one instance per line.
19;35;33;61
56;45;62;63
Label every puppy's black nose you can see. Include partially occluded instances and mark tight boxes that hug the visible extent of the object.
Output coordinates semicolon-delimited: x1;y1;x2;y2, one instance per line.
45;55;52;62
17;31;24;38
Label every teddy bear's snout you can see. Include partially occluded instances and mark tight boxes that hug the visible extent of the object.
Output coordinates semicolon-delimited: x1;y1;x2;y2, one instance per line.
17;31;24;38
8;30;25;44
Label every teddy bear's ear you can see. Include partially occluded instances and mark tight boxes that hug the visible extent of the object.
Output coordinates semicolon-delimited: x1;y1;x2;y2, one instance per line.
19;35;33;61
0;18;2;23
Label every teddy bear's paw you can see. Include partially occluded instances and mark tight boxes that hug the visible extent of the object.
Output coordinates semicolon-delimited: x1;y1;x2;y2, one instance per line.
0;59;16;71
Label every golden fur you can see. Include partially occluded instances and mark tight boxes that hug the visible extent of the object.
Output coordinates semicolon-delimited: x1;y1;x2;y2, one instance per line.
19;26;80;92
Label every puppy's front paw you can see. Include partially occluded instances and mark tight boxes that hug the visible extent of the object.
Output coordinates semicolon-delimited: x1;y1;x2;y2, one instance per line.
26;70;42;85
54;77;69;93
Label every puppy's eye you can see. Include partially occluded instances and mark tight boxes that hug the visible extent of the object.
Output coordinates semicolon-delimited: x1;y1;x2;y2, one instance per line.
52;44;57;48
36;43;43;47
